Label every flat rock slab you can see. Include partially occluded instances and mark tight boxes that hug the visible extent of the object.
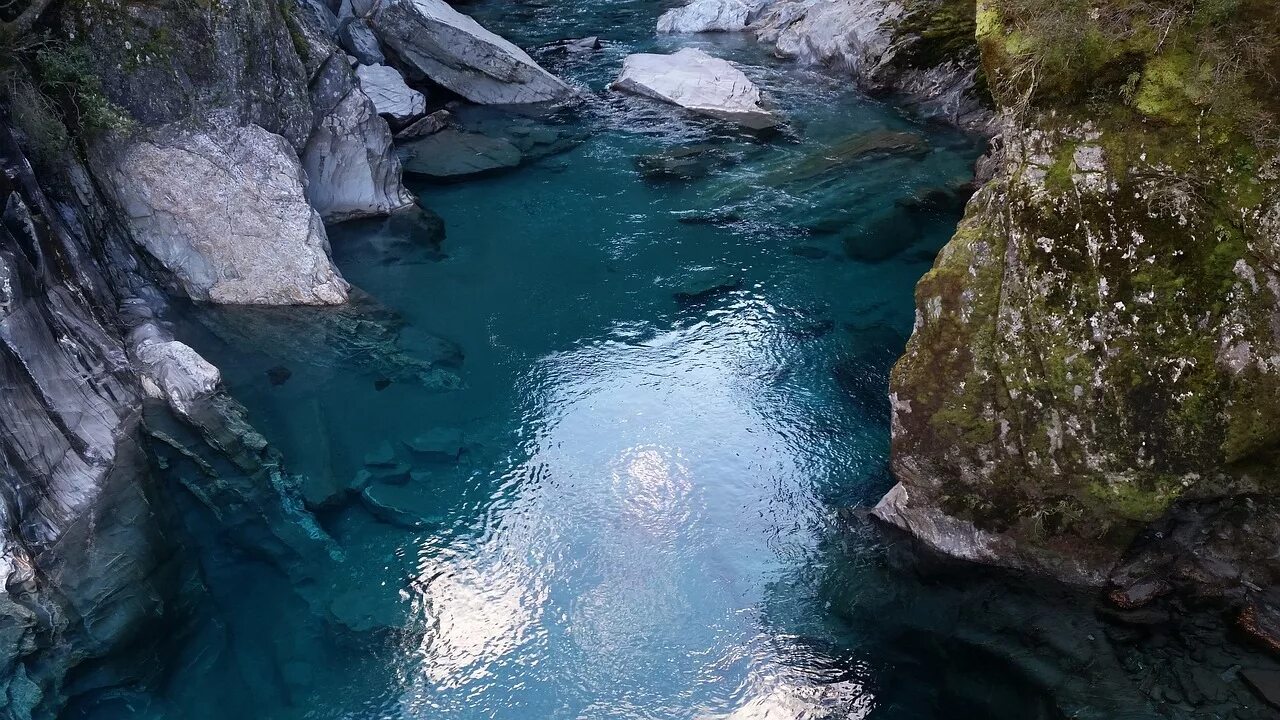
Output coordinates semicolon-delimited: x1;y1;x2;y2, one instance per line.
1241;668;1280;709
371;0;574;104
355;63;426;123
398;128;522;179
673;269;742;304
610;48;778;130
360;483;443;529
403;427;465;461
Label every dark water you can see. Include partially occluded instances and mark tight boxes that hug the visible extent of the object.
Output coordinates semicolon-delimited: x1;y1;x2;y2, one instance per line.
71;2;1280;719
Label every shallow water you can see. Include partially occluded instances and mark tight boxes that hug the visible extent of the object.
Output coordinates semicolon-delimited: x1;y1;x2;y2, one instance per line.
68;3;1280;719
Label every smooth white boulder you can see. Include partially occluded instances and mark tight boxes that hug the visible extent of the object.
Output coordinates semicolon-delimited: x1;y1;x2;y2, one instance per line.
370;0;574;104
657;0;758;33
355;63;427;123
93;117;349;305
610;48;779;129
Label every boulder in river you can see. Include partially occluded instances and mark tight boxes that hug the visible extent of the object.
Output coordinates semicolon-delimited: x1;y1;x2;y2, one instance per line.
355;63;427;124
657;0;759;33
634;144;736;181
92;116;349;306
398;128;522;179
369;0;575;104
610;48;779;130
395;109;453;141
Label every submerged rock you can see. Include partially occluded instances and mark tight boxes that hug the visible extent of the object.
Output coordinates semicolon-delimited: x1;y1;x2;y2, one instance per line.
369;0;575;104
359;484;438;529
403;428;466;462
657;0;760;33
673;269;743;304
355;63;427;124
611;49;779;130
399;128;523;179
93;117;349;305
635;144;736;181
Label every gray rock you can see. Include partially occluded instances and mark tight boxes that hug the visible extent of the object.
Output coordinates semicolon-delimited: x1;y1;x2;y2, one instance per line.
131;333;222;416
363;441;398;467
355;63;427;123
610;49;779;130
305;57;416;222
657;0;760;33
1240;668;1280;709
398;128;522;179
403;428;465;461
360;484;435;529
394;109;452;141
673;269;743;304
339;17;385;65
92;116;349;305
369;0;574;104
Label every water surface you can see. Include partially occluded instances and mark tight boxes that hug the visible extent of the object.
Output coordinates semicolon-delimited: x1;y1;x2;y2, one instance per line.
71;3;1280;719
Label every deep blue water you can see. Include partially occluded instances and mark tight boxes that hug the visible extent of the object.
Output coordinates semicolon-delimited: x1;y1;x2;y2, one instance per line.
70;3;1280;719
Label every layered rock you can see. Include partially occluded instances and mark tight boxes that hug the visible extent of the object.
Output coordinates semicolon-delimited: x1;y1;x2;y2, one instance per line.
369;0;575;104
91;117;349;306
878;0;1280;607
306;55;416;222
611;48;779;129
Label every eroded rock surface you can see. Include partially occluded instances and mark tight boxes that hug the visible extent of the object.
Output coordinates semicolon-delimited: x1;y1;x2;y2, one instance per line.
93;117;349;305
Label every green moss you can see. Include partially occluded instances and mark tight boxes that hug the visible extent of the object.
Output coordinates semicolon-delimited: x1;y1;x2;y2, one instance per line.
1086;476;1185;523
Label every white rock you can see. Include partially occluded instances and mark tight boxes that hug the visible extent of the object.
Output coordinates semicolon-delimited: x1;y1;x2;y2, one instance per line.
610;48;779;129
305;87;416;222
754;0;900;72
657;0;758;33
93;116;349;305
133;337;222;415
369;0;574;104
355;63;426;123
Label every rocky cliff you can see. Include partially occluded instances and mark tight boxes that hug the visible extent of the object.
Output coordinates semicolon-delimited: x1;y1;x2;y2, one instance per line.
875;0;1280;620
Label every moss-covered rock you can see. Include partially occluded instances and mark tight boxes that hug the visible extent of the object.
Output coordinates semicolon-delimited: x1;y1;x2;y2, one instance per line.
878;0;1280;588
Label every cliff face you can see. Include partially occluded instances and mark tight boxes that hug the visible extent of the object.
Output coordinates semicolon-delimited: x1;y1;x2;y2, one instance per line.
879;0;1280;602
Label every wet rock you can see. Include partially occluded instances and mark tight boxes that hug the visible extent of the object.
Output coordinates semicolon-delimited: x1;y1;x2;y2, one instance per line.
92;115;349;305
790;244;830;259
542;36;603;54
304;53;415;223
339;18;385;65
1109;579;1173;610
673;269;742;304
611;49;779;130
1240;668;1280;709
355;63;427;124
395;109;452;141
1238;602;1280;655
403;428;465;462
371;463;412;485
635;145;735;181
298;472;351;511
131;334;222;416
399;129;522;179
657;0;759;33
328;588;404;632
266;366;293;386
774;131;928;184
369;0;574;104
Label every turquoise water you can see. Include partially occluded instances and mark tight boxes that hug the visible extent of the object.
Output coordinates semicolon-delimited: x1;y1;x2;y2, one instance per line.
65;3;1279;720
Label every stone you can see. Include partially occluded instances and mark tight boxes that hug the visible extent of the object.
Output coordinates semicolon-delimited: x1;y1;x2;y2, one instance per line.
93;117;349;305
772;131;928;184
266;366;292;386
363;441;398;467
673;270;742;304
355;64;427;124
403;428;465;462
1240;668;1280;710
298;472;351;511
360;484;434;529
369;0;575;105
394;109;452;141
610;48;779;130
398;129;522;179
304;48;415;223
634;144;734;181
371;463;412;485
339;18;385;65
131;335;222;416
657;0;758;33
